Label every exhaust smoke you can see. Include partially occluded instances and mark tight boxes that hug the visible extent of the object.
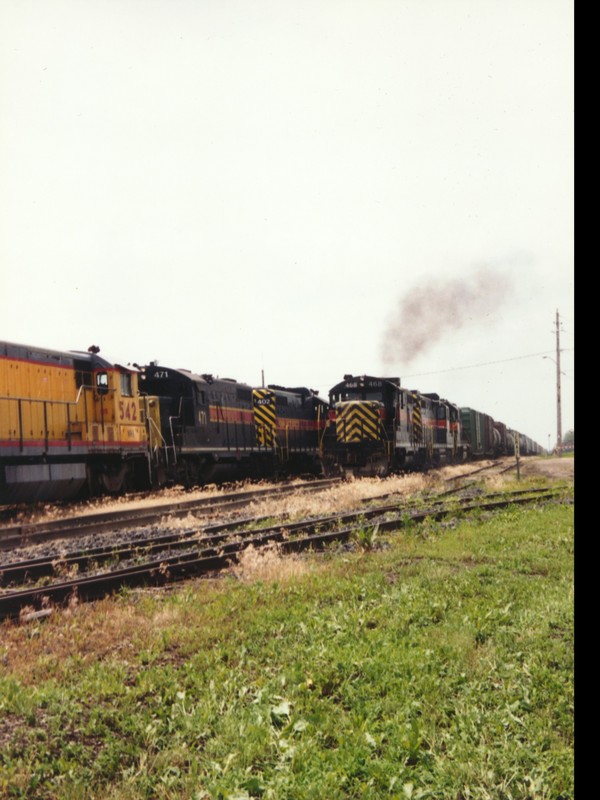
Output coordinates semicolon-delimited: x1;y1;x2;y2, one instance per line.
381;266;513;366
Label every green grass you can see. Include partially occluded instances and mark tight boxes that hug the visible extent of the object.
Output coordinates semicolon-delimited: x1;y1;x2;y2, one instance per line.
0;497;574;799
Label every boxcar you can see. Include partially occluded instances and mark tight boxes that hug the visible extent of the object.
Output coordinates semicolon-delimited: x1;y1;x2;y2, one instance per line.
460;407;496;458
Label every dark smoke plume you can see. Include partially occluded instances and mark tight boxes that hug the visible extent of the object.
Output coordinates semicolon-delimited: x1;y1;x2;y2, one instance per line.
381;266;513;366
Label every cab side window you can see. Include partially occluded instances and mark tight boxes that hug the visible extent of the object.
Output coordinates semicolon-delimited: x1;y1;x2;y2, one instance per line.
96;372;109;394
120;373;133;397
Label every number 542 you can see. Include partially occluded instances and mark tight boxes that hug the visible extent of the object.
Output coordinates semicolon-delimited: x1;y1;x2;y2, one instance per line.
119;400;138;421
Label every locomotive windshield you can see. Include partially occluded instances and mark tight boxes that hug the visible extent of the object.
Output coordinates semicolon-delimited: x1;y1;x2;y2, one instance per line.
332;390;385;403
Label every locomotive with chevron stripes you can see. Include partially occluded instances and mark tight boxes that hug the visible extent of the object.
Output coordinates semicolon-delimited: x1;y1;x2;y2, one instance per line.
325;374;466;476
136;365;329;487
322;374;544;477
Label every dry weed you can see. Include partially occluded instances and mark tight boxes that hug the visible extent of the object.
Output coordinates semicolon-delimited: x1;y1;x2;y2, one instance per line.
158;511;202;531
231;544;312;584
2;600;144;682
245;474;430;521
436;460;495;479
485;475;512;492
150;604;188;627
0;482;229;527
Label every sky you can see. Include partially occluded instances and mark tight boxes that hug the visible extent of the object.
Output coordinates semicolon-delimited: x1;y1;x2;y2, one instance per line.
0;0;574;450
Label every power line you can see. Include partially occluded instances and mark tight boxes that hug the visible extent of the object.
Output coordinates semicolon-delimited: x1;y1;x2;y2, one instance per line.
402;348;574;379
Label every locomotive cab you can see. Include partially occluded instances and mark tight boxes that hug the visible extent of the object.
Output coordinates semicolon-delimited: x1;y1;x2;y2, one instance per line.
138;365;258;485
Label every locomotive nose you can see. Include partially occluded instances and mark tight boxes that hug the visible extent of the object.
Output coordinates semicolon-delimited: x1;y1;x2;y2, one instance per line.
335;400;383;443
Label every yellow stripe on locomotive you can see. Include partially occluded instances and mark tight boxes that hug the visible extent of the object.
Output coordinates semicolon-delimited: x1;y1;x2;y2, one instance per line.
335;400;382;443
410;392;423;445
252;388;277;448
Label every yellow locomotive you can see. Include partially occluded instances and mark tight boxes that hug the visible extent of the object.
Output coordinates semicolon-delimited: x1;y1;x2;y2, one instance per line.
0;341;150;502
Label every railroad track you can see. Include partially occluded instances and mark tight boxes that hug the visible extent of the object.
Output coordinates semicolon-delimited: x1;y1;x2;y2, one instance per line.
440;459;522;493
0;484;568;621
0;478;342;551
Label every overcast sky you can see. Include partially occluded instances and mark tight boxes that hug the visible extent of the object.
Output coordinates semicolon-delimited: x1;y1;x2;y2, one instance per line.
1;0;574;449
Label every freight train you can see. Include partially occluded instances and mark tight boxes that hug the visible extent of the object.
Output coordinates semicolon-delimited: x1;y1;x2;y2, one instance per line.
0;341;542;503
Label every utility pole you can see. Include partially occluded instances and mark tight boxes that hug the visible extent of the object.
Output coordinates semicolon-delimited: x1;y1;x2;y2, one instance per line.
554;309;563;455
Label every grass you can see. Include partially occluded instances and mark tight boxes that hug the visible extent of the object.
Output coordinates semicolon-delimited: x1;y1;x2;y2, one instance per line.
0;483;574;799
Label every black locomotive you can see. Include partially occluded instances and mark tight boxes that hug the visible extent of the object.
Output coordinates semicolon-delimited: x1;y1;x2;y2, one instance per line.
326;375;465;476
139;364;328;487
325;374;542;477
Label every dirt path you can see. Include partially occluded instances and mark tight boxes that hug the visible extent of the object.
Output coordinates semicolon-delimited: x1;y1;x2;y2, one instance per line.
519;455;574;481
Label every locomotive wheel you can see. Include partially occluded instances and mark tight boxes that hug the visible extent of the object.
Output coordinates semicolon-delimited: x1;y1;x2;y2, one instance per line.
365;455;390;477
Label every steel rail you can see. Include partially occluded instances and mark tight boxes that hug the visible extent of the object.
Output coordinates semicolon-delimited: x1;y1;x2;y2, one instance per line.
0;487;567;619
0;486;563;585
0;478;342;550
1;485;557;584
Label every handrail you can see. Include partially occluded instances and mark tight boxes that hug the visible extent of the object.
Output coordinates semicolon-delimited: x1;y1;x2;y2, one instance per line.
168;416;180;464
0;384;89;407
146;414;168;448
1;386;91;452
